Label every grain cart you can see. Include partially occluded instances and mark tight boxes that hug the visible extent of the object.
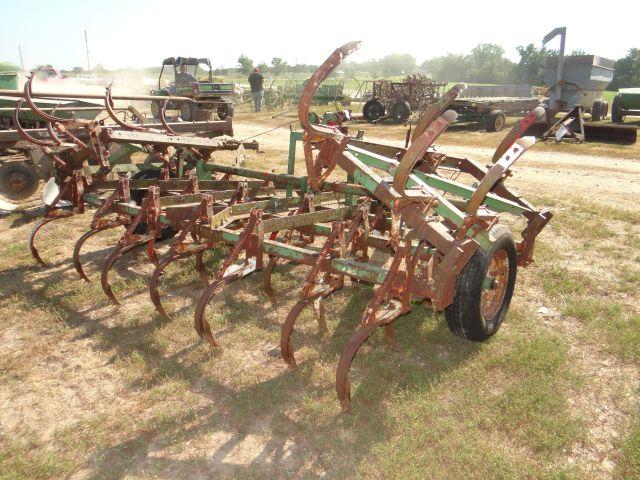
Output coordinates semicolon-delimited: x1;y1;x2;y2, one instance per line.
362;75;447;124
611;88;640;123
543;27;613;120
519;27;637;143
150;57;235;121
13;42;551;412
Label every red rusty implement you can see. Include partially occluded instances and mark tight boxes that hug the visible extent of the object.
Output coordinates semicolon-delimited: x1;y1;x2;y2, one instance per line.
13;43;551;411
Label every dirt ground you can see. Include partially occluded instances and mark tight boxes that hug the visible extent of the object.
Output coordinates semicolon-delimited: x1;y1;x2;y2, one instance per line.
0;112;639;479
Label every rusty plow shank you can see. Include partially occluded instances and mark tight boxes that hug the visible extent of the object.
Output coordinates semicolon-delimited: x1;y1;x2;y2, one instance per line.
11;41;552;412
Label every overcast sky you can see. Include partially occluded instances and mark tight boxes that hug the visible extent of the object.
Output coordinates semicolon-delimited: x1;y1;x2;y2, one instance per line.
0;0;635;70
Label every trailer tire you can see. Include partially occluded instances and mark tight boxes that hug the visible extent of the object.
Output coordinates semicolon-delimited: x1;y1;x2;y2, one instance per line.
591;100;603;121
131;170;178;242
217;101;234;120
180;101;195;121
601;101;609;120
484;110;506;132
612;94;625;123
150;100;162;119
390;100;411;124
363;99;385;122
444;225;517;341
0;161;39;201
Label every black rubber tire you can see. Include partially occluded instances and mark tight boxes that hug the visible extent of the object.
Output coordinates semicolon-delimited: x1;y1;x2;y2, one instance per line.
180;102;195;121
150;100;162;119
444;225;517;341
390;100;411;124
0;161;39;201
130;170;178;242
484;110;506;132
217;101;234;120
602;101;609;119
612;94;625;123
591;100;603;122
363;99;385;122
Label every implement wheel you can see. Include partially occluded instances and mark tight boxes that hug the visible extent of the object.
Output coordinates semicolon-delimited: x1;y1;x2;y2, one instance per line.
612;94;625;123
445;225;517;341
217;101;234;120
591;100;603;122
484;110;506;132
150;100;162;119
363;99;385;122
180;102;195;121
390;99;411;124
0;161;39;201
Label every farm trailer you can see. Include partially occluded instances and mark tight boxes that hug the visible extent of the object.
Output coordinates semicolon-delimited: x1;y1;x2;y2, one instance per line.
360;75;447;124
0;85;237;203
12;42;551;411
612;88;640;123
449;96;542;132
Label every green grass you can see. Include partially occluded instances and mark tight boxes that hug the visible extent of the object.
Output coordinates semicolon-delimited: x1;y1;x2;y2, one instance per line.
617;423;640;480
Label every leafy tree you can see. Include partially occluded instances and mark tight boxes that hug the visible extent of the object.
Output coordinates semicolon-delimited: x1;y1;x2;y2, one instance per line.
610;48;640;89
467;44;515;84
421;54;469;82
271;57;288;75
514;43;557;85
237;54;254;75
422;44;516;84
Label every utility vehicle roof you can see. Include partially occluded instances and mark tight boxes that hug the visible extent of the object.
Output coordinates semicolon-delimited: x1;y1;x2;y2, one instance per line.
162;57;211;67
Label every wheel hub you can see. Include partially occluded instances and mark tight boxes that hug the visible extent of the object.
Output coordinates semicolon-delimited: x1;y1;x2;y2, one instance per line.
8;172;28;191
481;249;509;319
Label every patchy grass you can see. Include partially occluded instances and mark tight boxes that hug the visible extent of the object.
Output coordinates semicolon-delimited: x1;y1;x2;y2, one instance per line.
616;423;640;480
0;438;77;480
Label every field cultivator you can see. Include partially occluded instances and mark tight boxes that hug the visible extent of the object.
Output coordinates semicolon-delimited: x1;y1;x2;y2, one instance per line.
13;42;551;411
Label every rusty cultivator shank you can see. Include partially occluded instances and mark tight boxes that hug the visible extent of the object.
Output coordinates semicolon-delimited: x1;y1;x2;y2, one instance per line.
16;42;551;411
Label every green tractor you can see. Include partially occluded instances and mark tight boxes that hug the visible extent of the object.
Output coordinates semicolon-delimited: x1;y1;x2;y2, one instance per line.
150;57;235;121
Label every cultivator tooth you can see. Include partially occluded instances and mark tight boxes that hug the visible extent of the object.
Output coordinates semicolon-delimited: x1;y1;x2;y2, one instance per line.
149;195;213;318
28;214;70;266
194;209;263;346
12;42;552;411
100;187;162;305
393;109;458;196
492;106;546;163
281;221;349;368
73;181;132;282
73;224;117;282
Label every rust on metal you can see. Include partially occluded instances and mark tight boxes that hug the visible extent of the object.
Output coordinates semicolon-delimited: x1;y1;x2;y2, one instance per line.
11;42;551;412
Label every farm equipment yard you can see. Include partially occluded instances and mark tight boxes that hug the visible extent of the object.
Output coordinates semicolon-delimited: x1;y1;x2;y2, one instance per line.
1;9;640;480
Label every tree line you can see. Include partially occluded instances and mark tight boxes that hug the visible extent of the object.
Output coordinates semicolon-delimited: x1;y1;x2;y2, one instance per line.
233;45;640;89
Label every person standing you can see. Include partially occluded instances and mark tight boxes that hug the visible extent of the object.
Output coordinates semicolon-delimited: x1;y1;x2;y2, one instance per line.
248;67;264;113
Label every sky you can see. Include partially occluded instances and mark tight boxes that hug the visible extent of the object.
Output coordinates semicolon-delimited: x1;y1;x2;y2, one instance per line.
0;0;636;71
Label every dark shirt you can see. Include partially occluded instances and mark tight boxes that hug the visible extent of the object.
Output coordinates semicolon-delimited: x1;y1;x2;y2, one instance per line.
248;72;264;92
176;72;196;86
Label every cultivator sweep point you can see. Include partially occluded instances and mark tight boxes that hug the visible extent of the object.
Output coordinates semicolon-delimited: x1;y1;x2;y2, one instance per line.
14;43;551;411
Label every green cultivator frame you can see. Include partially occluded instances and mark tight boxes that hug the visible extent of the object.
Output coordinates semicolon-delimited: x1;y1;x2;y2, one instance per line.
15;42;551;411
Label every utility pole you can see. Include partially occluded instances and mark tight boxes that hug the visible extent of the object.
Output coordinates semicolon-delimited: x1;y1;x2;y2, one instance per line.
84;29;90;71
18;45;24;69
